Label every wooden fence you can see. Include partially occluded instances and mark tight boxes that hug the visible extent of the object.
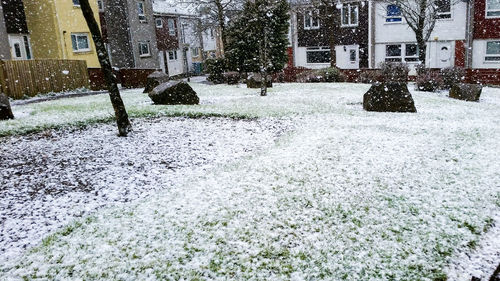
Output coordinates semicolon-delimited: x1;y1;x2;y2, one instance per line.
0;59;90;99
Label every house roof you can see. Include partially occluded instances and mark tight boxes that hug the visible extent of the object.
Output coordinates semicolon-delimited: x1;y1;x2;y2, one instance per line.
153;0;198;16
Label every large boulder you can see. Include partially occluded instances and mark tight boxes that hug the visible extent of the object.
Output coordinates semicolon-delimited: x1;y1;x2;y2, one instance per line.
246;73;272;89
143;71;169;94
224;71;240;85
0;93;14;120
449;83;482;102
148;81;199;105
363;82;417;113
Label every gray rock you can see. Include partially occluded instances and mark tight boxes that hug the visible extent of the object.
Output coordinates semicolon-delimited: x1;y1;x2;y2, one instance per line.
363;82;417;113
143;71;170;94
0;93;14;120
224;72;240;85
246;73;272;89
148;81;199;105
449;83;482;102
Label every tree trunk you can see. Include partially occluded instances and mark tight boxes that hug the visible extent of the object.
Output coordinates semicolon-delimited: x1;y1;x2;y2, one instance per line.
416;0;427;65
215;0;226;56
259;32;268;96
79;0;131;136
326;6;337;68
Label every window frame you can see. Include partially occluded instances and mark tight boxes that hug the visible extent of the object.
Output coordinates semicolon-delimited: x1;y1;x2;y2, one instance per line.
70;33;91;53
303;10;320;30
139;42;151;57
486;0;500;18
137;1;146;22
168;18;176;36
73;0;80;6
192;47;199;57
436;0;452;20
385;43;420;63
97;0;104;11
306;47;331;64
485;40;500;62
385;4;402;23
168;50;178;60
156;18;163;28
341;4;359;27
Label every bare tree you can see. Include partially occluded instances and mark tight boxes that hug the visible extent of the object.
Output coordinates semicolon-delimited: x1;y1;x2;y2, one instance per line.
79;0;132;136
380;0;460;64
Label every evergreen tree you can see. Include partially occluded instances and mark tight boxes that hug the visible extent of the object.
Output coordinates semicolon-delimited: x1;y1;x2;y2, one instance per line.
225;0;289;95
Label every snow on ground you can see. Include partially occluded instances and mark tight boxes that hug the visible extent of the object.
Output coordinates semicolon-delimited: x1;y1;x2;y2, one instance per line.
0;83;499;280
0;117;294;263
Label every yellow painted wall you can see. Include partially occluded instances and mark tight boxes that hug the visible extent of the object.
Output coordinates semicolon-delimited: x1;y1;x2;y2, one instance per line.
25;0;101;68
24;0;62;60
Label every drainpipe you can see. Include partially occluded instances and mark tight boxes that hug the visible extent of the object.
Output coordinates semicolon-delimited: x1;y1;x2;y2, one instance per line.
465;0;474;69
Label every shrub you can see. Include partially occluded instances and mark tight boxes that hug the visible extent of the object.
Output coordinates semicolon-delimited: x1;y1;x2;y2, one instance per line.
379;62;409;83
416;70;443;92
357;70;383;84
296;67;345;83
440;66;465;89
205;58;227;84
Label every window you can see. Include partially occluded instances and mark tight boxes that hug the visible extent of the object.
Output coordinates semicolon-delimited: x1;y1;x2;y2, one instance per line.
156;18;163;28
168;18;176;36
306;47;330;63
405;44;419;62
436;0;451;19
71;33;90;52
139;42;150;57
386;4;402;22
73;0;80;6
349;49;357;62
341;4;358;27
181;23;187;43
13;43;21;58
97;0;104;11
192;47;199;57
210;28;214;38
304;10;320;30
486;0;500;17
137;1;146;21
486;41;500;61
385;43;419;62
168;50;178;60
23;36;32;59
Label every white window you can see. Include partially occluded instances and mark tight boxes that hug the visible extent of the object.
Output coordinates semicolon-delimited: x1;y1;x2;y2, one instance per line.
385;43;419;62
97;0;104;11
436;0;451;19
306;47;330;64
73;0;80;6
181;23;187;43
139;42;150;57
156;18;163;28
486;0;500;17
304;10;320;30
192;47;199;57
168;18;176;36
71;33;90;52
485;41;500;61
168;50;178;60
341;4;358;27
137;1;146;22
386;4;402;23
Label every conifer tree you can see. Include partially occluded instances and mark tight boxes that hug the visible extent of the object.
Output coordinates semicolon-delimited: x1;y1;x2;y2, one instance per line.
225;0;289;95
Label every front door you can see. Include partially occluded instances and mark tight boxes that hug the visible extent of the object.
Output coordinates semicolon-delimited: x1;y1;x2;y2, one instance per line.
437;42;452;68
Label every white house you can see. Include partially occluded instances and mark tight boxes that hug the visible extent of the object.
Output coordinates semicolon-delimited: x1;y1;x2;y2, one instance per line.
373;0;469;71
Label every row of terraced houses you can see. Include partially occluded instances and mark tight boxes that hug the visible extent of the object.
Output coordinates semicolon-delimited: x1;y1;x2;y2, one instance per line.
289;0;500;84
0;0;499;86
0;0;220;89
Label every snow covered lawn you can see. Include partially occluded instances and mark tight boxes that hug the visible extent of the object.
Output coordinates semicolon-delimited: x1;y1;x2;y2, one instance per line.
1;83;499;280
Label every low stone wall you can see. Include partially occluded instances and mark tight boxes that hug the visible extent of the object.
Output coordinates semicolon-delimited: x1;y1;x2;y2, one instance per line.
88;68;160;90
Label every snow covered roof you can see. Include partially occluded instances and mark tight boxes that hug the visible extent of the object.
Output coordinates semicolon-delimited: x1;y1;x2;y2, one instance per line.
153;0;198;16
